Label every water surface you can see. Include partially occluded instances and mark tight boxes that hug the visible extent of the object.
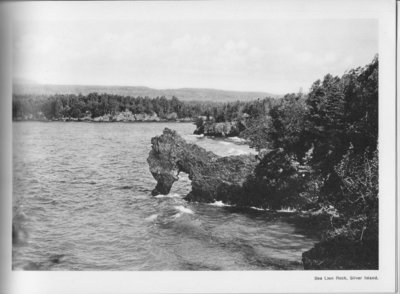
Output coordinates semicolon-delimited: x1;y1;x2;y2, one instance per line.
12;122;317;270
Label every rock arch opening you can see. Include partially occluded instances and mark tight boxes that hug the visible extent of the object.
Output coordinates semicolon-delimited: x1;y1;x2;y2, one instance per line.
168;171;192;197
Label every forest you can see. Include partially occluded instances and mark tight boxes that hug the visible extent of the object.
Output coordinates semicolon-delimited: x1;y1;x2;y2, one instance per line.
12;91;276;122
242;55;379;269
190;55;378;268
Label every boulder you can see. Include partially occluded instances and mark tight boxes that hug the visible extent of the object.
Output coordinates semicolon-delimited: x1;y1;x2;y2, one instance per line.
166;112;178;121
147;128;258;204
194;121;242;137
193;124;204;135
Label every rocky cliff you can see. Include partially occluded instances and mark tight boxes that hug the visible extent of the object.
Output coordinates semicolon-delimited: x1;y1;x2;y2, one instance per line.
146;128;373;270
147;128;258;204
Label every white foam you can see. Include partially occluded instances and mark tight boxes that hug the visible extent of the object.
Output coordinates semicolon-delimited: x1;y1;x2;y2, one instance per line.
250;206;269;211
173;212;183;218
277;207;297;213
174;205;194;214
209;201;231;207
227;148;249;155
145;214;158;221
155;193;182;199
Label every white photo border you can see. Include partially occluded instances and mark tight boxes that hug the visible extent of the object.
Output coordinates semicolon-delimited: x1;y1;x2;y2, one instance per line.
0;0;396;293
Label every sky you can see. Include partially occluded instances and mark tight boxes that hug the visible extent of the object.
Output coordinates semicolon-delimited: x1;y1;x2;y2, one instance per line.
12;2;378;94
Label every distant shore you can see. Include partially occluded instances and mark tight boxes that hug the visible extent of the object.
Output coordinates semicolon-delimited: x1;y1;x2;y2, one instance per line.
12;117;195;123
13;119;195;123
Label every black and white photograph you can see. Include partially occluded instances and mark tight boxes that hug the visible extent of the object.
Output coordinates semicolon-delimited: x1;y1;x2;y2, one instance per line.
0;0;397;293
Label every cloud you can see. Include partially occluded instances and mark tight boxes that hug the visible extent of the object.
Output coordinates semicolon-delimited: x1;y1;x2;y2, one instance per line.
212;39;265;72
13;19;378;93
171;34;211;51
296;51;313;63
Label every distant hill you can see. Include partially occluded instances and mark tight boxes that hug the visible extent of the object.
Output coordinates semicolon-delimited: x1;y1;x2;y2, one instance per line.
12;83;281;102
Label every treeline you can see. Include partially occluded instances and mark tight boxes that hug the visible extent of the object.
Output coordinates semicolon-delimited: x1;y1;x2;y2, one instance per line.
243;55;378;269
13;94;190;120
202;97;276;122
12;92;277;122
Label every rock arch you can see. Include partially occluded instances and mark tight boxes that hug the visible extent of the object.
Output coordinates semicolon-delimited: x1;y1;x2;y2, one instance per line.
147;128;258;203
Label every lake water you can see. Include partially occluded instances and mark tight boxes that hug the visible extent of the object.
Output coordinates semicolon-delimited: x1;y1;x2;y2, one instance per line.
12;122;317;270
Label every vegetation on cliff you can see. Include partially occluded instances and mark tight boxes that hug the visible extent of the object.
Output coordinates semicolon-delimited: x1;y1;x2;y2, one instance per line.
247;56;379;269
148;55;379;269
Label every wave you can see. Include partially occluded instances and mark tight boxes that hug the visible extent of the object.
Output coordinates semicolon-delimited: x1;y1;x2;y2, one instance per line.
174;205;194;214
173;212;183;218
209;201;231;207
209;202;292;213
116;185;133;190
69;180;97;185
155;193;182;199
250;206;270;211
277;207;297;213
145;214;158;221
209;201;269;211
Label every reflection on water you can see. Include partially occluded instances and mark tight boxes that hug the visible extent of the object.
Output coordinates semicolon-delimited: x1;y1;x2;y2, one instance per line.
12;122;317;270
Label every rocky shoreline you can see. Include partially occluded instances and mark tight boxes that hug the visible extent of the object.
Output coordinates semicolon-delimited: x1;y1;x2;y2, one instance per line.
147;128;378;270
13;117;195;123
147;128;312;209
13;109;195;123
194;120;244;137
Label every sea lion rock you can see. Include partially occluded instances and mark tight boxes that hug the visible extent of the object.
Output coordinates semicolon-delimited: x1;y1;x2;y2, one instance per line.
147;128;257;204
